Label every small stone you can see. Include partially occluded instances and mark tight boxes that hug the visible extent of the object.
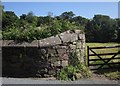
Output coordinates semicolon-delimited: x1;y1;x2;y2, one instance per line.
62;60;68;67
73;42;77;45
75;30;81;34
76;42;82;49
69;44;76;50
75;73;82;79
54;61;61;66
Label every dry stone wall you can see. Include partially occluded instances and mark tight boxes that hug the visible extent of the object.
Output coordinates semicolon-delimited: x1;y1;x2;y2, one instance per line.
2;30;85;77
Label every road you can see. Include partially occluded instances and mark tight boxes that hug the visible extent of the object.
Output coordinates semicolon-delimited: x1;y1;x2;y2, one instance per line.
2;77;120;84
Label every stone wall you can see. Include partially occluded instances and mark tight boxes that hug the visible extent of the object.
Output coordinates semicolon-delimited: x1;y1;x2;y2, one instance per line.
2;30;85;78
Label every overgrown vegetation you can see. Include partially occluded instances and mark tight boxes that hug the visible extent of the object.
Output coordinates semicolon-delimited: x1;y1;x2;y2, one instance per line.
1;4;120;42
104;71;120;80
2;20;81;41
57;51;92;81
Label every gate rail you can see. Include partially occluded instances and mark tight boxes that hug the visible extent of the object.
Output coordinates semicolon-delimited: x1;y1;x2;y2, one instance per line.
87;45;120;70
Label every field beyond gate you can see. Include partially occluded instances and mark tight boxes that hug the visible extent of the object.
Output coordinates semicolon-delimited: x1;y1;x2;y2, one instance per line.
87;43;120;70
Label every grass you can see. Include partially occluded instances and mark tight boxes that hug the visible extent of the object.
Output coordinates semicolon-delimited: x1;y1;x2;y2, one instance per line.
104;71;120;80
86;42;120;54
85;42;120;80
86;42;120;64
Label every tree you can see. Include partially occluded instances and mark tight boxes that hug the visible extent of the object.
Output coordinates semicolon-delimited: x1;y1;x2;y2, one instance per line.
2;11;19;30
20;14;27;20
60;11;75;20
116;18;120;42
37;16;54;26
85;15;118;42
0;4;2;30
25;11;38;27
70;16;88;26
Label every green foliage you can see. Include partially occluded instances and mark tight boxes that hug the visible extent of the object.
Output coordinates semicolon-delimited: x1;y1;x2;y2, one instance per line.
2;9;119;42
104;71;120;80
57;65;76;81
60;11;75;20
2;11;19;30
57;51;92;81
85;15;118;42
2;18;81;41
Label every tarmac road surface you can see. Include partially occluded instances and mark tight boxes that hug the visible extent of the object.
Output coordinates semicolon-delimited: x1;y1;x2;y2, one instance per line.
1;77;120;84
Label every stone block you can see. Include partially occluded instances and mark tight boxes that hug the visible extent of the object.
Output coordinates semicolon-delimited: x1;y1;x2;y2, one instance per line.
39;35;61;47
53;45;68;49
69;44;76;50
59;33;78;43
61;60;68;67
47;49;56;55
76;42;82;49
78;34;85;40
57;49;66;54
54;61;61;67
24;40;38;47
61;54;69;60
73;41;77;45
75;30;81;34
2;40;25;47
0;40;2;47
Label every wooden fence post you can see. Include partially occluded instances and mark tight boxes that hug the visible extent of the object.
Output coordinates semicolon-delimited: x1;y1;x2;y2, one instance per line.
87;46;89;67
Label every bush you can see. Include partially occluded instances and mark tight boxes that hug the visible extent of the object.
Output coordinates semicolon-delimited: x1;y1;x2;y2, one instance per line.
2;19;83;41
57;51;92;81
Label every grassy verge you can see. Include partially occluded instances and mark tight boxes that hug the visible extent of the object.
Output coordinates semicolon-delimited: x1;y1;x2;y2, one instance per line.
104;71;120;80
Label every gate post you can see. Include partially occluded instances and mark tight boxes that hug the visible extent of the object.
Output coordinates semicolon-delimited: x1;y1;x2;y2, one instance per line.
87;46;89;67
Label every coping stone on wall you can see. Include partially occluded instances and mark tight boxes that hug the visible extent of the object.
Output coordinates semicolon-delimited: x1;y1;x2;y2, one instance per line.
75;30;82;34
24;40;38;47
58;32;78;43
2;30;85;47
2;40;25;47
39;35;61;47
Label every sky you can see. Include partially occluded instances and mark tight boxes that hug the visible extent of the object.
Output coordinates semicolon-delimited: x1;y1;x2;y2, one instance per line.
2;2;118;19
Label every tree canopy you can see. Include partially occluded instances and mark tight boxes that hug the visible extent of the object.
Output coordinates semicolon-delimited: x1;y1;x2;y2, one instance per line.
2;9;120;42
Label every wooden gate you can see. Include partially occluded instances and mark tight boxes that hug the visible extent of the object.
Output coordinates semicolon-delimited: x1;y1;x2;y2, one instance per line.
87;45;120;70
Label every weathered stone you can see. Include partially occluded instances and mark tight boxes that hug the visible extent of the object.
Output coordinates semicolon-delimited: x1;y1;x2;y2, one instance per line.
48;69;55;75
76;42;82;49
78;34;85;40
47;49;56;55
54;61;61;67
61;54;69;60
79;49;85;63
57;49;66;54
75;30;81;34
69;44;76;50
40;49;47;54
2;30;86;77
59;33;78;43
73;42;77;45
39;35;61;47
0;40;2;47
53;45;67;49
75;73;82;79
24;40;38;47
2;40;25;47
61;60;68;67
